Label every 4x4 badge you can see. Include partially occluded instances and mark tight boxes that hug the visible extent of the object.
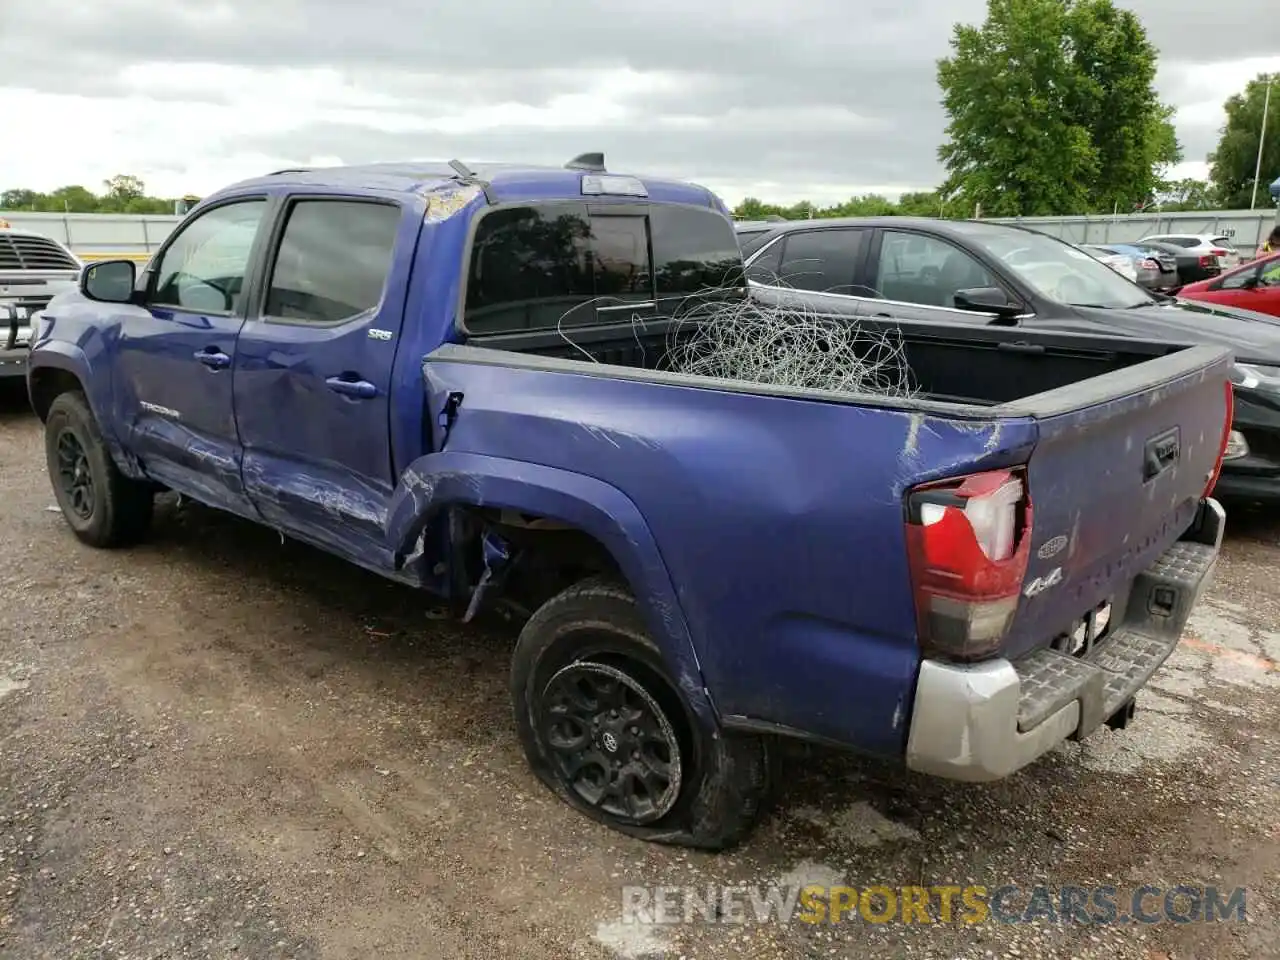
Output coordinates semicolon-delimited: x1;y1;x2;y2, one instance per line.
1024;567;1064;598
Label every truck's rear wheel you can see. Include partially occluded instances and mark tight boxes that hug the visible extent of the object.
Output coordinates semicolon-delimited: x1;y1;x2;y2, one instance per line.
511;576;770;849
44;391;154;548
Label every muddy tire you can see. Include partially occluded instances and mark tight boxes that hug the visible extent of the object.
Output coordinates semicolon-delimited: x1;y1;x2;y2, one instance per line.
44;391;154;548
511;576;770;850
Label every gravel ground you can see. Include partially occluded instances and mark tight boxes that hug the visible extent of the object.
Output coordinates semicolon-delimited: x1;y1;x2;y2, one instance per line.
1;381;1278;960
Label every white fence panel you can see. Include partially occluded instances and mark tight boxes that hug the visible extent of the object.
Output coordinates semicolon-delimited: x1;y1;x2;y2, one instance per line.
0;211;183;261
984;209;1279;255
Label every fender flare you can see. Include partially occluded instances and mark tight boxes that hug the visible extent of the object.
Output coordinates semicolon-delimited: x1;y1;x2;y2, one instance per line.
386;451;718;727
28;342;140;478
27;341;104;418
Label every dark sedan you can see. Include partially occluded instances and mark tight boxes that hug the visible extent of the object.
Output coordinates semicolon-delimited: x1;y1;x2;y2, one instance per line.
736;216;1280;503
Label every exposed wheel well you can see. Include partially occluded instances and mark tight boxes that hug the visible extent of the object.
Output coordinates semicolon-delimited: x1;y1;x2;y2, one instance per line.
29;368;86;422
455;506;624;621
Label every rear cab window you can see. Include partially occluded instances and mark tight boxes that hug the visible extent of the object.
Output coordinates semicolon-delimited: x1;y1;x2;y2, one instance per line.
462;202;744;333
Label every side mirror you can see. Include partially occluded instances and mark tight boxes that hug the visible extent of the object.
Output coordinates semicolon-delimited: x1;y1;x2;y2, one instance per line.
1241;273;1260;290
80;259;137;304
954;286;1023;321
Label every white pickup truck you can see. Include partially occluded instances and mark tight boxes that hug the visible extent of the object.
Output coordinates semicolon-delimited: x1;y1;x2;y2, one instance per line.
0;221;82;379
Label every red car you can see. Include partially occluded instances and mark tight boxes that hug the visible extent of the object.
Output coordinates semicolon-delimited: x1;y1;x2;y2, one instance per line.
1178;251;1280;317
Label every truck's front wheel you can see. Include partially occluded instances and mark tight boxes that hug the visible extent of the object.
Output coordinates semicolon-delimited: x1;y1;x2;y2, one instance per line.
511;576;770;849
44;391;154;548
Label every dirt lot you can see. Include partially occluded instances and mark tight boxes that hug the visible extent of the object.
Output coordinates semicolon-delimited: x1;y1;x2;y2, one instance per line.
1;382;1278;960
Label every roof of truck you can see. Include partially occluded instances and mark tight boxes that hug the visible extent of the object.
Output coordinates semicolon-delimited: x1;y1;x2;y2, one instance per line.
222;159;727;211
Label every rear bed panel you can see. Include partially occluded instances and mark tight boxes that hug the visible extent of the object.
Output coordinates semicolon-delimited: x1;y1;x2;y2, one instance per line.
1002;351;1232;660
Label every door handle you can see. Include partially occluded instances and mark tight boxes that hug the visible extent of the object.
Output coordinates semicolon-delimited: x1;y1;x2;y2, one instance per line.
194;348;231;370
325;376;377;399
1143;428;1181;481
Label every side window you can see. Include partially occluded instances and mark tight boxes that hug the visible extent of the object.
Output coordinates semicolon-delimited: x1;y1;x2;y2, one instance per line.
1258;260;1280;287
1220;265;1260;290
745;237;784;284
151;200;266;314
264;200;401;323
777;230;864;293
874;231;996;309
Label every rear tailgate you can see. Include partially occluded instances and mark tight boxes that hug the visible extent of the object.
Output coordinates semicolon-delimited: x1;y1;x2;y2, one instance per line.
1003;343;1232;660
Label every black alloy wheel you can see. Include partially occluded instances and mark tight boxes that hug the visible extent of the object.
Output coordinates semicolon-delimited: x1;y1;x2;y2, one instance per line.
55;428;95;520
538;660;682;825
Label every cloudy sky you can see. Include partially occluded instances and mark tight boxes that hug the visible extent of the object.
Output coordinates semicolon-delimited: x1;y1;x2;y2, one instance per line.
1;0;1277;207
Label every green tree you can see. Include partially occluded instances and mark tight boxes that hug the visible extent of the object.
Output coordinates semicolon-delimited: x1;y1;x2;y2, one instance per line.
40;185;100;213
0;189;39;210
1063;0;1181;211
0;177;193;215
1208;74;1279;209
1159;178;1215;211
936;0;1177;217
897;191;949;217
731;191;967;221
102;174;147;208
826;194;900;217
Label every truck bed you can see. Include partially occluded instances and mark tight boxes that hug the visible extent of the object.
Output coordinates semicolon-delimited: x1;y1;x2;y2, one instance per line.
462;311;1200;412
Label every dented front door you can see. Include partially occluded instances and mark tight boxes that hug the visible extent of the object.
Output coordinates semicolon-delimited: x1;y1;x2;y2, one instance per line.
232;193;419;567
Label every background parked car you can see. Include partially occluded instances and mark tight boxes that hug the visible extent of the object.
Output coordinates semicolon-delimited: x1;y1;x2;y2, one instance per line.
733;217;787;257
1128;239;1222;288
1178;252;1280;318
1080;244;1140;282
1139;233;1242;269
1;224;83;380
1085;243;1180;293
734;216;1280;502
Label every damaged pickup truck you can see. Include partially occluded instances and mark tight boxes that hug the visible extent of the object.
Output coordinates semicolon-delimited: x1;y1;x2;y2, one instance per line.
27;158;1232;849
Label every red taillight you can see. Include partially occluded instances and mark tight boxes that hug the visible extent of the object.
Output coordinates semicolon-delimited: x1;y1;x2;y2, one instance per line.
1211;248;1228;258
1141;258;1160;270
904;468;1032;662
1204;379;1235;497
1198;255;1215;267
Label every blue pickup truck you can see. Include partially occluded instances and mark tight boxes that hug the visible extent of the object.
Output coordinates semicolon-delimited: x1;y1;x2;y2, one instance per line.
27;157;1232;849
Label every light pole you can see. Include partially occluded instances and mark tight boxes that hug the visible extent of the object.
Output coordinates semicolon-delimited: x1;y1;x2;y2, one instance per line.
1250;73;1274;211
